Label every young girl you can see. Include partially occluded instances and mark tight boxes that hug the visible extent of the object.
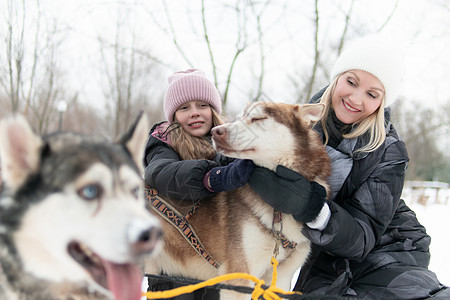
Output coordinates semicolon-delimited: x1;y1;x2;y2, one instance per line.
144;68;254;206
249;35;449;299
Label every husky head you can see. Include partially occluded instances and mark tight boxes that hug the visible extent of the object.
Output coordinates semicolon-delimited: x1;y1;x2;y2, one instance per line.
212;102;329;182
0;113;162;300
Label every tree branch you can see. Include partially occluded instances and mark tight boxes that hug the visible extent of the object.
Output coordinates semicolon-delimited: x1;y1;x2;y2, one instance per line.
303;0;320;103
250;0;271;102
201;0;218;87
337;0;355;56
377;0;399;32
162;0;194;67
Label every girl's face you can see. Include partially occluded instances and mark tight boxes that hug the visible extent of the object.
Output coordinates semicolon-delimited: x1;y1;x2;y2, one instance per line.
174;100;213;137
332;70;384;124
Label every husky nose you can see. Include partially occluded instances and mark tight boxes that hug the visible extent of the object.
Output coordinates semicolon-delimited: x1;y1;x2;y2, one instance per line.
211;126;227;137
128;219;163;256
135;227;163;255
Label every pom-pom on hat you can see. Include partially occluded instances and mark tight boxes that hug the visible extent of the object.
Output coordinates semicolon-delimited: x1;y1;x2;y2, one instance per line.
330;34;405;107
164;69;222;123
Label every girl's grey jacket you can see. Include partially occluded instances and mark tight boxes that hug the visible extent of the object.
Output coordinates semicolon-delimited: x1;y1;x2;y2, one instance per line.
294;88;447;299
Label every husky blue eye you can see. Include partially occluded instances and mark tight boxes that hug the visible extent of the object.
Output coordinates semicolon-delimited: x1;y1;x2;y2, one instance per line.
78;184;102;200
131;186;140;199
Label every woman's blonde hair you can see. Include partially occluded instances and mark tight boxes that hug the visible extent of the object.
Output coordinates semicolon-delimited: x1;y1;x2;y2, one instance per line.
319;74;386;153
170;107;225;160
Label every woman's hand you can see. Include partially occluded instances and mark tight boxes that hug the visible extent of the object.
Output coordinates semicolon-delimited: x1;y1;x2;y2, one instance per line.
249;165;327;223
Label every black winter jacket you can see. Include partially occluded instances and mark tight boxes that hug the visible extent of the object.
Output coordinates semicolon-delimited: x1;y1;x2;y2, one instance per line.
143;122;233;201
294;88;435;297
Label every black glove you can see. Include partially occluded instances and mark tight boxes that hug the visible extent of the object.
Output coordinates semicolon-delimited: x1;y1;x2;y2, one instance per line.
212;153;235;165
249;165;326;223
205;159;255;192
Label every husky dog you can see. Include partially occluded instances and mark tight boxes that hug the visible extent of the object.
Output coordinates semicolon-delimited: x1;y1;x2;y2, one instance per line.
145;102;331;299
0;113;162;300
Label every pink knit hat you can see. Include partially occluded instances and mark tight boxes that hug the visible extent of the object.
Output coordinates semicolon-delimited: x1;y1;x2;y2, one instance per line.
164;69;222;123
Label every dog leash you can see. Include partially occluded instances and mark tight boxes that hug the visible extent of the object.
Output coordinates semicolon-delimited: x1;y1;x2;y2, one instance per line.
143;257;303;299
144;187;221;269
144;189;303;299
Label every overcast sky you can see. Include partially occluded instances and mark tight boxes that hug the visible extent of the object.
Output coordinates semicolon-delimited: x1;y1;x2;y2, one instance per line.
11;0;450;114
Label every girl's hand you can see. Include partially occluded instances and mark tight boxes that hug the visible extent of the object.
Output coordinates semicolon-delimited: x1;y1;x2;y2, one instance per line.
204;159;254;192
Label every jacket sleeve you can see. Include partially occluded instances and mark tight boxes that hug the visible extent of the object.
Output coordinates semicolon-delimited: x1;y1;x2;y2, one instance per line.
303;139;409;261
143;133;218;201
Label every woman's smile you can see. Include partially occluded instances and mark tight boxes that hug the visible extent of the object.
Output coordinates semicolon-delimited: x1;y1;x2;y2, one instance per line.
341;99;360;113
332;70;384;124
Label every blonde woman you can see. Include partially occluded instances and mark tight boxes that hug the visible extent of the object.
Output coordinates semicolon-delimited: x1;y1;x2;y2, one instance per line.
249;35;449;299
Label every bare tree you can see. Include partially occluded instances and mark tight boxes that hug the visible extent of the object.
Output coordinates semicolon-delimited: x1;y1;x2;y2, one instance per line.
244;0;272;102
0;0;70;134
291;0;400;104
97;4;164;138
393;100;450;182
3;0;32;112
55;95;103;136
302;0;320;103
141;0;277;106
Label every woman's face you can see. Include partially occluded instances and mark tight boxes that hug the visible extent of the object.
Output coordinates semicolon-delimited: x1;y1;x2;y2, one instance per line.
174;100;213;137
332;70;385;124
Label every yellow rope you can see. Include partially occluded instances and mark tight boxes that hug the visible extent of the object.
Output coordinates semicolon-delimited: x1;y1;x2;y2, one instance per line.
271;256;278;286
142;257;302;299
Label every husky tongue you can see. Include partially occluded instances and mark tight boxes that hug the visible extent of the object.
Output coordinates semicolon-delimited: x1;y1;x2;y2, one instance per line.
104;260;143;300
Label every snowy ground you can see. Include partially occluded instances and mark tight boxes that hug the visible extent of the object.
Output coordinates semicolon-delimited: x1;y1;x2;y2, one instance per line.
409;201;450;285
403;184;450;285
141;186;450;298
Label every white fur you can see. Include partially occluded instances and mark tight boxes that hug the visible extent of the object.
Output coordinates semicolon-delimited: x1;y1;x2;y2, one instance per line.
213;103;298;171
0;115;42;192
0;113;162;299
148;102;328;299
14;163;158;282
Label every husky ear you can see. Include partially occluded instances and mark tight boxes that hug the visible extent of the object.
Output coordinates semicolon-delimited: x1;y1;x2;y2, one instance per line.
118;111;149;174
294;103;326;126
0;114;43;191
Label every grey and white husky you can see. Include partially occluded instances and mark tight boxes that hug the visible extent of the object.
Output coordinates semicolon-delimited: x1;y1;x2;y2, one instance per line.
0;113;162;300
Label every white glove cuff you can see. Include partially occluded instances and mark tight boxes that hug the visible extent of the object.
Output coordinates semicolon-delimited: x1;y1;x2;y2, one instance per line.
306;203;331;231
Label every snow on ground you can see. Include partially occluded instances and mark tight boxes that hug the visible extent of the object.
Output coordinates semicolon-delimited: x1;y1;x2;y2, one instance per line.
409;201;450;285
142;185;450;298
403;183;450;285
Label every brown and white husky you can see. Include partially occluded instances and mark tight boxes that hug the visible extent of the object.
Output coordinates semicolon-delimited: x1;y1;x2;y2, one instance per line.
145;102;331;299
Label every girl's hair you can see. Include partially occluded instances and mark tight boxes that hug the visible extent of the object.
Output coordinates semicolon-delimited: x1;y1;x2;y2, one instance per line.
170;107;225;160
319;74;386;153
